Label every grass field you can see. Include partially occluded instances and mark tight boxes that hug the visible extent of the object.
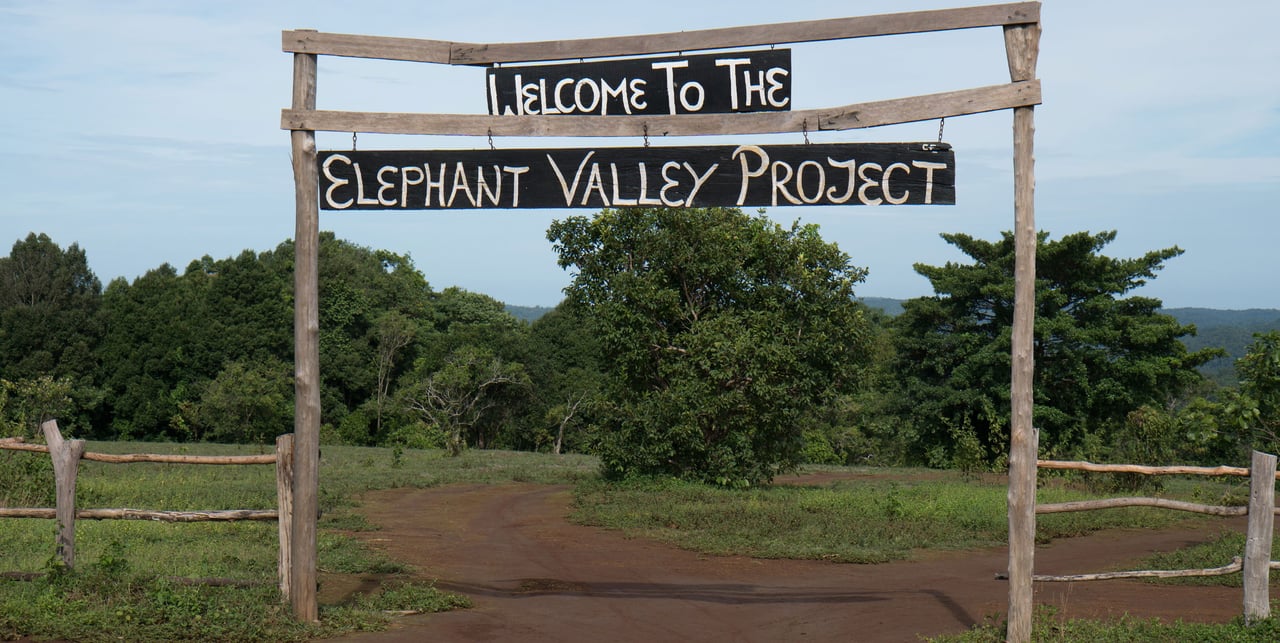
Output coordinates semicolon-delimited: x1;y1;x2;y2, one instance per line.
2;442;1277;641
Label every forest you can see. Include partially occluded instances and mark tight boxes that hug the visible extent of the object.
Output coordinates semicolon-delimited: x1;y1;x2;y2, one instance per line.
2;208;1278;484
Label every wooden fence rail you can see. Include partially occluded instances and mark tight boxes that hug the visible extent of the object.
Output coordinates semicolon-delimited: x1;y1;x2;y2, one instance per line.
1035;451;1277;625
0;421;294;599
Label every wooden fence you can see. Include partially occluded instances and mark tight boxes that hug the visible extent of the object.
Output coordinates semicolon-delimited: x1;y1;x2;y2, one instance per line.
1032;451;1279;624
0;420;295;599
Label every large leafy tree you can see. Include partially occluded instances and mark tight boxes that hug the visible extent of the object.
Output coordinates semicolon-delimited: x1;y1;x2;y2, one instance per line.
548;207;871;485
0;233;103;380
892;230;1219;464
0;233;104;433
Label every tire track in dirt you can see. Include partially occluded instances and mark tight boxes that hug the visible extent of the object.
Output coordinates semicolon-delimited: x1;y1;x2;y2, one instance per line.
323;483;1261;642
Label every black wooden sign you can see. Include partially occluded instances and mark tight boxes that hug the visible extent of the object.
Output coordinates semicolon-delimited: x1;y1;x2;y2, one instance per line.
318;143;954;211
486;49;791;116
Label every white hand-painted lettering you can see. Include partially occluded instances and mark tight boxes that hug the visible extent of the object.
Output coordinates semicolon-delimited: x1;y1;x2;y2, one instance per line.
322;154;353;209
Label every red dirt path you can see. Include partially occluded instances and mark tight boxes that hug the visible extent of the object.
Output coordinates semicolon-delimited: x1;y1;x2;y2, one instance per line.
321;479;1263;642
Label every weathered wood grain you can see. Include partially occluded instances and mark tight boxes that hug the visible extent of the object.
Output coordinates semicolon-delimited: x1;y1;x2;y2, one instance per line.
1035;497;1247;517
42;421;85;568
0;440;276;465
998;557;1244;582
289;47;322;624
1038;459;1251;477
283;3;1040;64
281;80;1039;136
0;507;278;521
1005;17;1041;641
1244;451;1276;624
276;434;295;601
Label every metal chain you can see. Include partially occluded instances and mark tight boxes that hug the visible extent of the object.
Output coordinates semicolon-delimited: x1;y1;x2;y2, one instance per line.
643;123;650;148
487;128;495;150
937;117;946;143
352;132;357;151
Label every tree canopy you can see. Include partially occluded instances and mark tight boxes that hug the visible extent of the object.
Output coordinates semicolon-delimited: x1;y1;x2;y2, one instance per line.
549;207;871;485
891;230;1219;465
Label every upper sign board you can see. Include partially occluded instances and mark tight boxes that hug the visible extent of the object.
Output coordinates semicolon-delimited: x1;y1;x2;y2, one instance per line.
317;143;954;211
486;49;791;117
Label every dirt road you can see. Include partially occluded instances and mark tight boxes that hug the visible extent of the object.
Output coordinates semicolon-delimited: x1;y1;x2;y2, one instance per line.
322;482;1252;642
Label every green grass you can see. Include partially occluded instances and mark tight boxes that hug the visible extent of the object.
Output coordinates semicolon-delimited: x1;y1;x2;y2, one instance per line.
1;442;1270;642
571;469;1234;563
932;606;1280;642
0;441;594;642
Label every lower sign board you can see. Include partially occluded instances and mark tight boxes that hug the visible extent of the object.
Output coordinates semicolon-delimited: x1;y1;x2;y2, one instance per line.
317;143;954;211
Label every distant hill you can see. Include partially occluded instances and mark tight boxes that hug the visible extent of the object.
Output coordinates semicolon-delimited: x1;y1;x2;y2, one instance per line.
1165;308;1280;386
858;298;1279;387
504;304;555;322
859;297;905;316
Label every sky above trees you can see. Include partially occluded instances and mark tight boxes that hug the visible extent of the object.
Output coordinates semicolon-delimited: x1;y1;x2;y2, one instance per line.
1;0;1277;309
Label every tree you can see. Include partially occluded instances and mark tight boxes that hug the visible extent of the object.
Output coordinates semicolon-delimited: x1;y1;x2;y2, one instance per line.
1238;331;1280;451
316;234;435;442
0;234;104;433
0;376;75;439
548;207;871;486
398;346;529;455
0;233;103;380
892;230;1219;465
372;311;416;437
523;300;605;454
193;358;293;444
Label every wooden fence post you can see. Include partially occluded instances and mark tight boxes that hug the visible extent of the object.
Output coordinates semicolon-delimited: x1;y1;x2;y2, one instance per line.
1244;450;1276;624
41;420;86;569
276;434;295;601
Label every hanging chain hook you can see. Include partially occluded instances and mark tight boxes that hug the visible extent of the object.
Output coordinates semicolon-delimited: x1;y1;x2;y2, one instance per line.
802;119;810;145
643;123;650;148
487;128;495;150
937;117;946;143
352;132;357;151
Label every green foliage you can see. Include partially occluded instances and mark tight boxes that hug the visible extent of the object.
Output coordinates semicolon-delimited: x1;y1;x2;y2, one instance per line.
892;230;1219;465
397;345;530;455
0;449;54;507
549;207;871;485
191;358;294;444
0;233;103;382
1238;331;1280;451
521;301;606;454
0;375;75;438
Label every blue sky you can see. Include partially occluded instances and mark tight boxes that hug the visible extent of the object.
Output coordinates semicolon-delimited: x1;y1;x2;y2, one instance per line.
1;0;1277;309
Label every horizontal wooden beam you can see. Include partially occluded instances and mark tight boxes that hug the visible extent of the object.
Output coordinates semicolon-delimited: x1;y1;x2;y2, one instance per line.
283;30;451;63
283;2;1040;65
1036;497;1247;517
0;507;278;522
0;440;276;465
996;557;1244;582
281;80;1039;137
1038;459;1253;477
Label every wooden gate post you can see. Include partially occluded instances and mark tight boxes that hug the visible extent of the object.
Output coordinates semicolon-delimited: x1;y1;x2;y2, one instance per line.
1244;450;1276;624
41;420;86;569
1003;19;1041;643
289;41;321;623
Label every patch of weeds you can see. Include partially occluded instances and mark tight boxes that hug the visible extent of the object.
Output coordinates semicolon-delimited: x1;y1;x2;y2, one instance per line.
319;533;407;574
355;579;471;613
322;511;379;532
